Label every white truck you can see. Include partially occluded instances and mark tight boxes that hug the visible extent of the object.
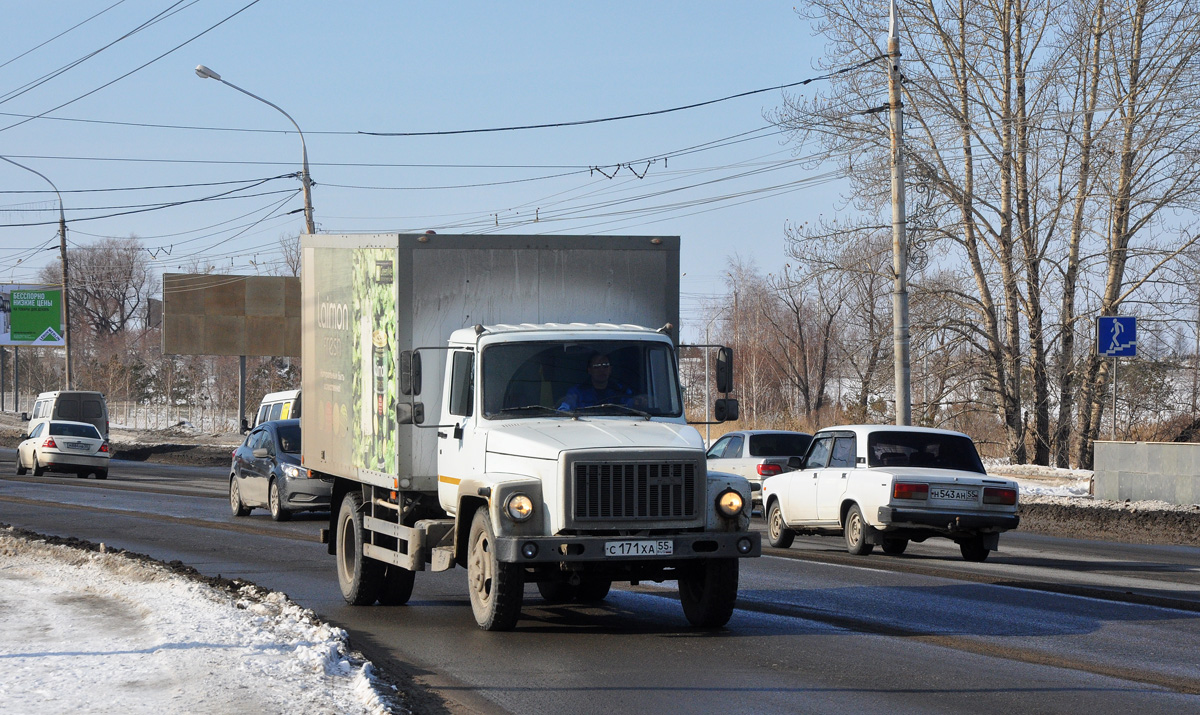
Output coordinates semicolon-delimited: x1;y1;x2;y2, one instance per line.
301;233;759;630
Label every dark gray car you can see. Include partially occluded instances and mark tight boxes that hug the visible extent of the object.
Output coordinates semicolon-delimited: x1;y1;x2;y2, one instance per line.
229;419;331;521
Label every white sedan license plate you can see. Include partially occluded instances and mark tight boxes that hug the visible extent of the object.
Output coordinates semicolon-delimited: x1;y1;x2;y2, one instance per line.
930;486;979;502
604;540;673;557
65;441;89;450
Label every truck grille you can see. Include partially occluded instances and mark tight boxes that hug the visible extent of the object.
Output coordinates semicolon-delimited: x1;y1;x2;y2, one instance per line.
573;461;697;521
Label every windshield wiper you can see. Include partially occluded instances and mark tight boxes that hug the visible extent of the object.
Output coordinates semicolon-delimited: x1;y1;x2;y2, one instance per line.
573;403;652;420
495;404;573;417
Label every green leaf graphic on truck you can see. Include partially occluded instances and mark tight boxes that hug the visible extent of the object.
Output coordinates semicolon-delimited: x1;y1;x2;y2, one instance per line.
313;247;396;474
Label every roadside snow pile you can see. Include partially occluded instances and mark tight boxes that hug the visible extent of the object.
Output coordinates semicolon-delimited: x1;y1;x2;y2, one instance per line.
985;461;1094;498
0;529;404;714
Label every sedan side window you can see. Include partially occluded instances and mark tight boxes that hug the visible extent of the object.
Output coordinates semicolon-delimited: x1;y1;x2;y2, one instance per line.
803;437;833;470
829;436;856;468
725;435;744;459
30;423;44;438
706;435;732;459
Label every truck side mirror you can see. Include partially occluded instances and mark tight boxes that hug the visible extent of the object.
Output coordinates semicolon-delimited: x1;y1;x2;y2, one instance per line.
401;350;422;396
714;398;738;422
20;412;29;421
715;347;733;393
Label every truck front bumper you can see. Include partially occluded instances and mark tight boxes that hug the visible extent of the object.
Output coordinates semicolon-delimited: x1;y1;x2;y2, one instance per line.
493;531;761;564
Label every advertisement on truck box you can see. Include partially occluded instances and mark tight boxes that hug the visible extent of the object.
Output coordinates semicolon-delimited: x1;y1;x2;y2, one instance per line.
311;247;397;475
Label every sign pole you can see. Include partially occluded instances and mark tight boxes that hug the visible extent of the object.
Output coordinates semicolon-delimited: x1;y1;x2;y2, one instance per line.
1111;356;1117;440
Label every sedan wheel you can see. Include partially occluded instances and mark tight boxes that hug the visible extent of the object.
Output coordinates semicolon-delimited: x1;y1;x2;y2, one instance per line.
960;537;990;562
269;479;291;521
15;453;27;476
881;537;908;556
766;500;795;549
32;455;44;477
229;477;251;517
843;503;874;556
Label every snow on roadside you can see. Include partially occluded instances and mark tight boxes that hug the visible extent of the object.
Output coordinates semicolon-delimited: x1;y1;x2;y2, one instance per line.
985;460;1094;498
0;529;405;714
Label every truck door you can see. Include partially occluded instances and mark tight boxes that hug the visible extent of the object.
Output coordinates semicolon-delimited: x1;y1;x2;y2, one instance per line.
436;349;485;511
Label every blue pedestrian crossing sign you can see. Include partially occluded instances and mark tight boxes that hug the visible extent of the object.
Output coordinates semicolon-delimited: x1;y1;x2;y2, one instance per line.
1097;316;1136;357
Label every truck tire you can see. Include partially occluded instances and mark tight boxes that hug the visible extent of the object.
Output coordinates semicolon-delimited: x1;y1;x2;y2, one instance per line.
229;477;250;516
766;500;795;549
843;503;874;556
881;537;908;555
268;479;291;522
577;575;612;602
536;579;576;604
678;558;738;629
467;508;524;631
959;537;990;562
536;575;612;604
378;565;416;606
337;491;385;605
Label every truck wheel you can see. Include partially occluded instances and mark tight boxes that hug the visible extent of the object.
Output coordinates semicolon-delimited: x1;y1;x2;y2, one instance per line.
843;504;874;556
881;537;908;556
960;537;990;562
337;491;385;605
536;579;576;604
378;565;416;606
268;479;291;522
577;575;612;602
467;508;524;631
766;500;795;549
678;558;738;629
32;455;44;477
229;477;251;516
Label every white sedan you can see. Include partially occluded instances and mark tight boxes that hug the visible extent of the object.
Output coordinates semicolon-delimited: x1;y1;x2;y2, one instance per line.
761;424;1018;562
16;419;111;480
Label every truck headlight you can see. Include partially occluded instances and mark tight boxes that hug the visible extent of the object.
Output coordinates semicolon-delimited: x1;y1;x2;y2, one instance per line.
716;489;744;517
505;493;534;522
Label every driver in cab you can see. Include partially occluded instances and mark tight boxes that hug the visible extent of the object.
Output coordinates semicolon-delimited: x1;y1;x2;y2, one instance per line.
557;352;634;410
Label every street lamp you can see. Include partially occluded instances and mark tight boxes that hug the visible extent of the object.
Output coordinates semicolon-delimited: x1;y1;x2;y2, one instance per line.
0;155;72;389
194;65;315;234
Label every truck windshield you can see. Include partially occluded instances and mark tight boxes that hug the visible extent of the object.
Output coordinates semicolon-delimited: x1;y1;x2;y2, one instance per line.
481;339;683;419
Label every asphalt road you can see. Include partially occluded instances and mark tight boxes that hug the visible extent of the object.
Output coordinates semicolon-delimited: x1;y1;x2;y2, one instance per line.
3;450;1200;714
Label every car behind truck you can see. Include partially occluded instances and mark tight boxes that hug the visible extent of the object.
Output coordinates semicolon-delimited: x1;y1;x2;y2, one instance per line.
299;233;759;630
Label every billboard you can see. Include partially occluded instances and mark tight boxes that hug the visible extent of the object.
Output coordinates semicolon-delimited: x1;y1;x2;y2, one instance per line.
161;273;300;357
0;284;64;347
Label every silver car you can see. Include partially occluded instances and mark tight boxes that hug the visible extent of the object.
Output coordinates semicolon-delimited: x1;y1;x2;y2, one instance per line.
16;419;111;479
706;430;813;501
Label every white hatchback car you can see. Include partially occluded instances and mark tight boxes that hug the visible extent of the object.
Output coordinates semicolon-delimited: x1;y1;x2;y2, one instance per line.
16;419;111;480
761;425;1018;562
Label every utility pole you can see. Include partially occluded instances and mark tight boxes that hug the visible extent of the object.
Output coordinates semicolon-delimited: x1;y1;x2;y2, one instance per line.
1;155;72;388
888;0;912;426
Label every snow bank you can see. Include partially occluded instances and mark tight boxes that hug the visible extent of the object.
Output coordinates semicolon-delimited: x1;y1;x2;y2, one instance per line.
0;530;405;714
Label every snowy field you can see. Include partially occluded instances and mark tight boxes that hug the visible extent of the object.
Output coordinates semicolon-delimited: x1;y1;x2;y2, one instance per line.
0;530;404;714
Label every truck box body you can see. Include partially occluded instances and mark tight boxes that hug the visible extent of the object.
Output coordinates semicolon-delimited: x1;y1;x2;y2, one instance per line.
301;233;680;491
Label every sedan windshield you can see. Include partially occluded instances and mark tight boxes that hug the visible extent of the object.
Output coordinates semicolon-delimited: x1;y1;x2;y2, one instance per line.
49;423;101;439
481;339;683;419
866;431;985;474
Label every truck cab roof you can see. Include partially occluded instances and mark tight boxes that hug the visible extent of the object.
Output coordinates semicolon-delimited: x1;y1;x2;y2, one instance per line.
449;322;667;345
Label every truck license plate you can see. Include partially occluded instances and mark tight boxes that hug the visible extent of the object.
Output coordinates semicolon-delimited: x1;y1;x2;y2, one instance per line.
604;540;673;557
930;486;979;502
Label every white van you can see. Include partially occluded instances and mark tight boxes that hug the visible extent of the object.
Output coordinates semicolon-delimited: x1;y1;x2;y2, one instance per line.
24;390;110;440
254;389;300;426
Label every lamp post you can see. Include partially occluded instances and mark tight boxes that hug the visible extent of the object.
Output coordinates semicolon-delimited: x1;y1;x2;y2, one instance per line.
194;65;315;234
0;155;72;389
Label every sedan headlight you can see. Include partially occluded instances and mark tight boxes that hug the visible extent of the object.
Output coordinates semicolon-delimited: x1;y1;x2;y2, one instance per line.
716;489;744;517
281;463;310;479
505;493;535;522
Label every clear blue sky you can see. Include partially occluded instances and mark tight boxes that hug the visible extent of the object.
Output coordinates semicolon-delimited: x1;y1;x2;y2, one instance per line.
0;1;864;338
